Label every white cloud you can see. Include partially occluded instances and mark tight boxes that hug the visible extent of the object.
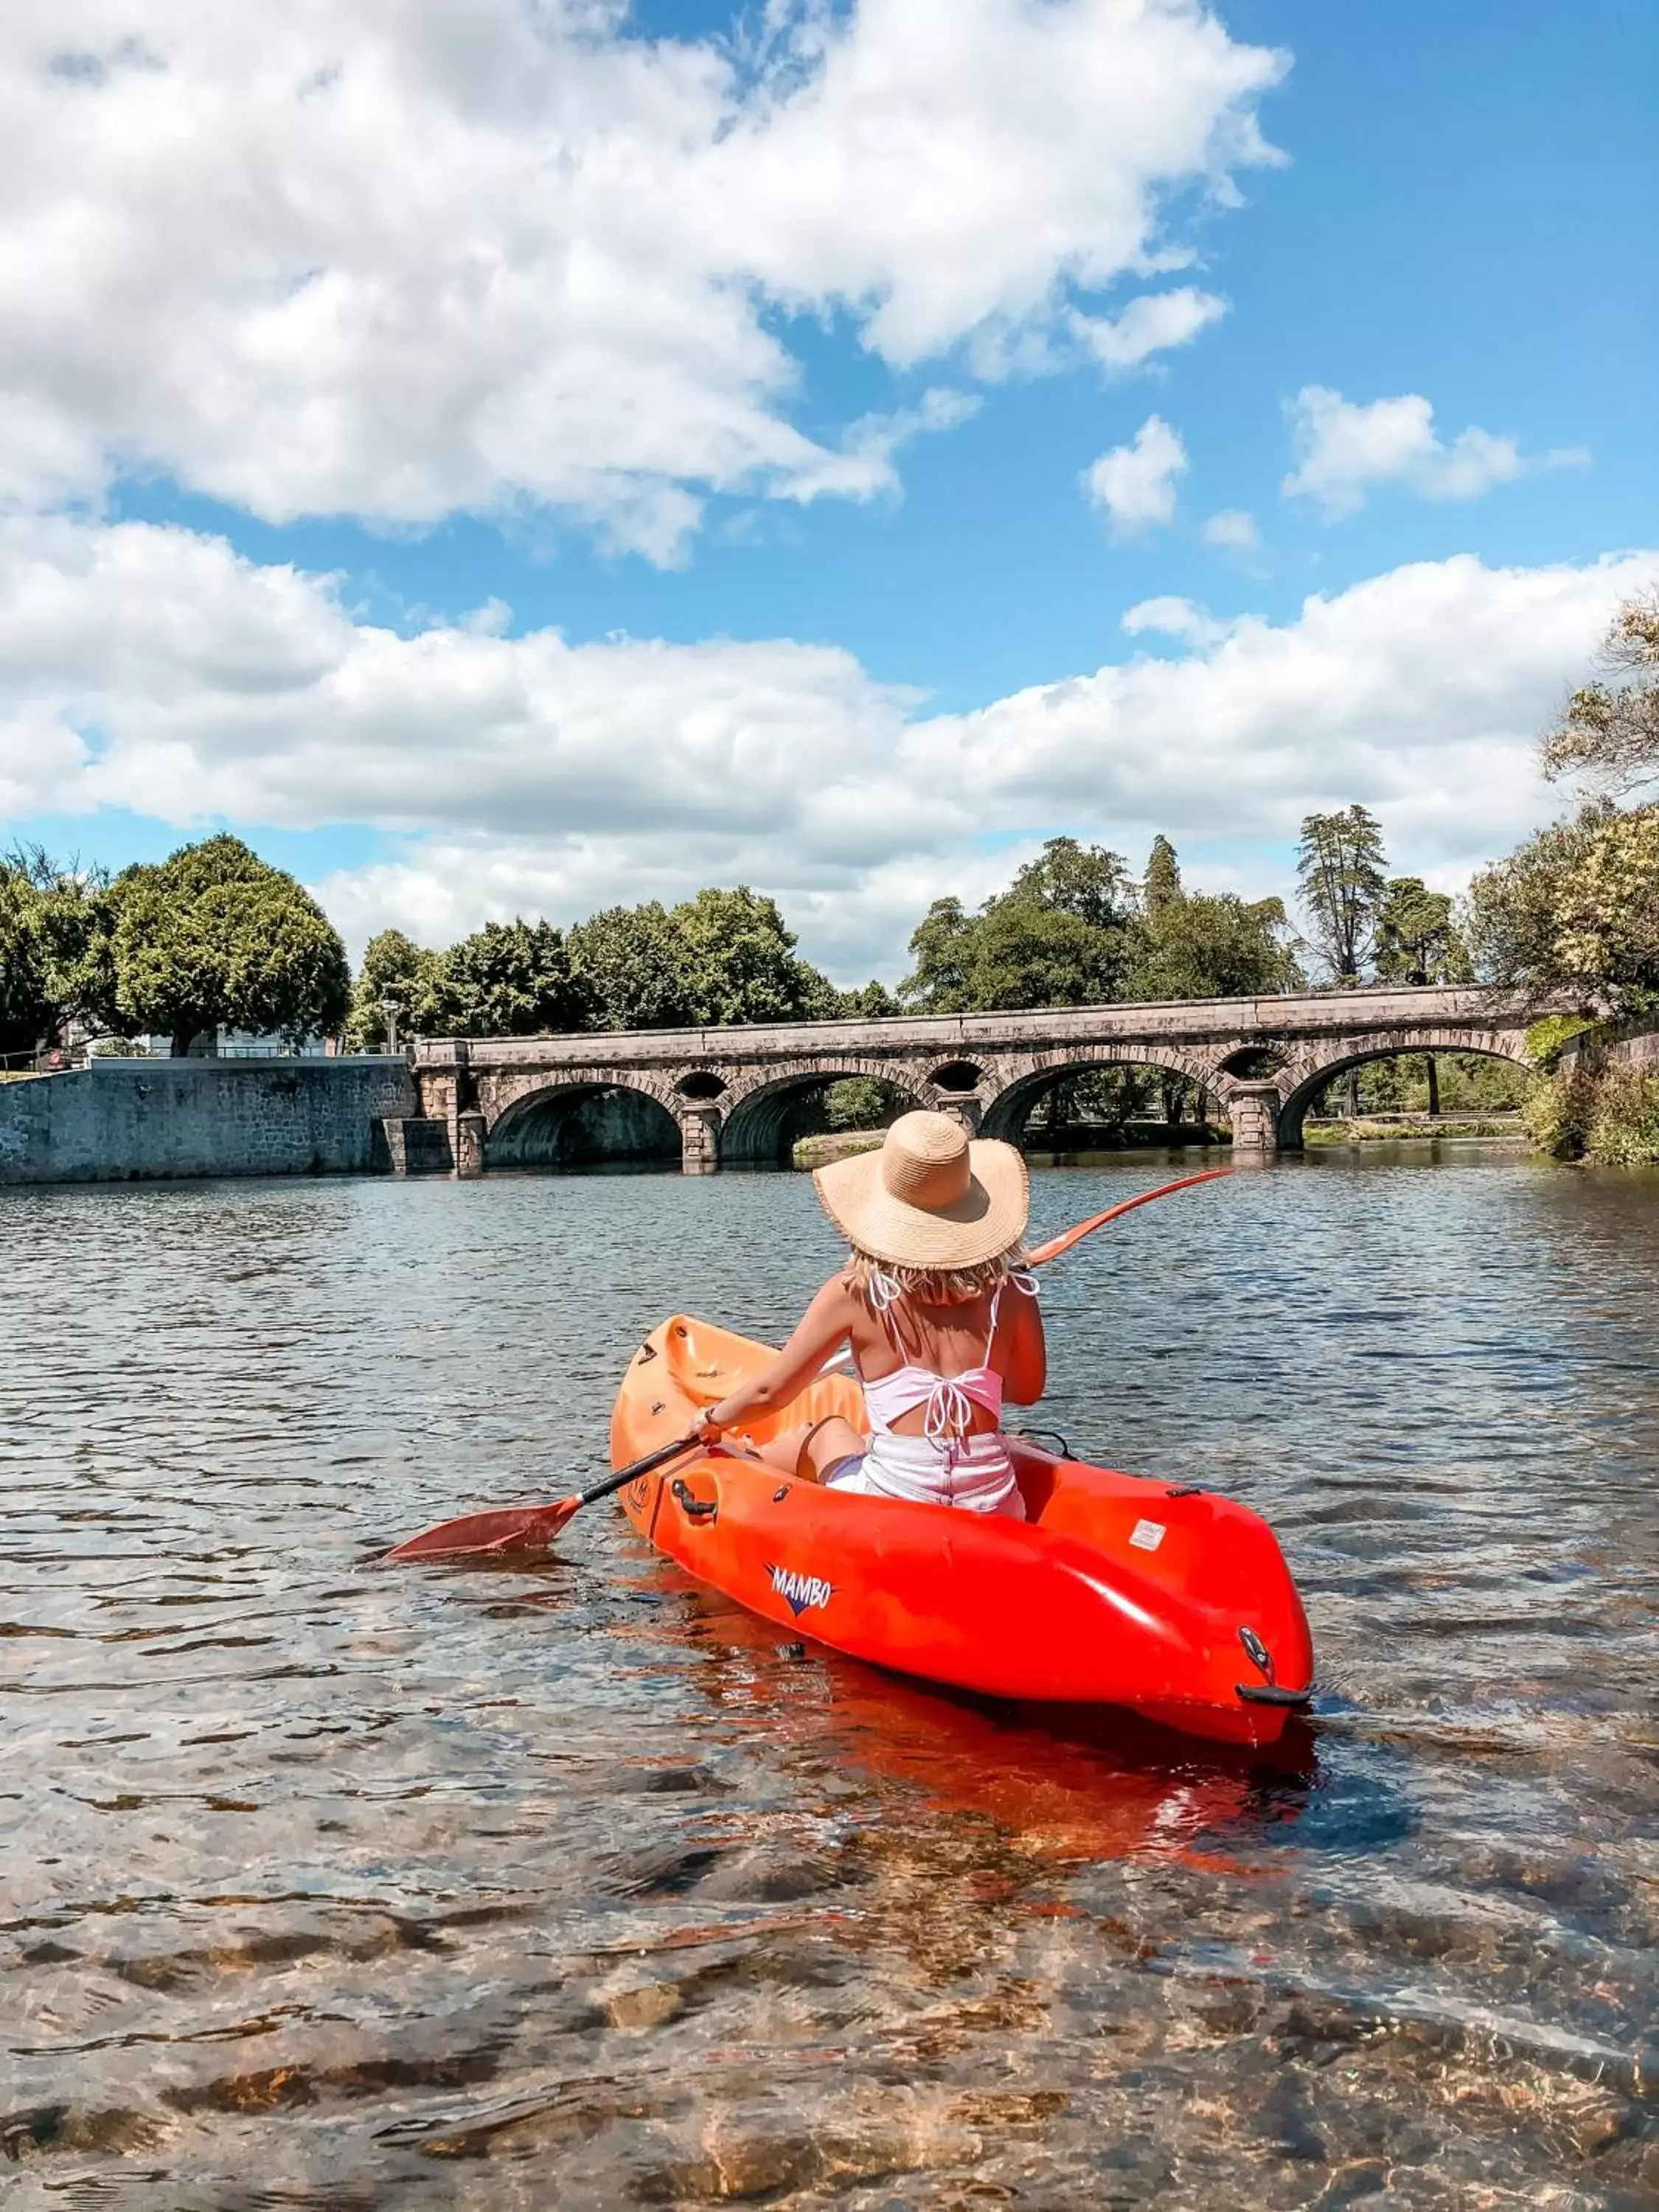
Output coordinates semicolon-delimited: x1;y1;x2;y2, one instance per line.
0;1;1284;559
1083;414;1188;532
1120;596;1239;647
1071;287;1228;372
1202;507;1261;553
2;512;1651;975
1281;386;1587;518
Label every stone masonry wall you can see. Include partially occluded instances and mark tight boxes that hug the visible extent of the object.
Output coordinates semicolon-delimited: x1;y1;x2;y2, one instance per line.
0;1058;417;1186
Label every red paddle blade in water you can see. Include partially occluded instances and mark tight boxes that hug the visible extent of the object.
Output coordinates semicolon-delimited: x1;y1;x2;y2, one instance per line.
385;1492;581;1561
1026;1166;1234;1267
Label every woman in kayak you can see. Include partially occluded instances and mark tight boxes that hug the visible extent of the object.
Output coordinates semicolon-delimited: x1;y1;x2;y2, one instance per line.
699;1111;1045;1517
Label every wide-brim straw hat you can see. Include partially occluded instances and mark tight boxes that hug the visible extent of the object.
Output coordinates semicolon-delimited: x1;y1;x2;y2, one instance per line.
813;1110;1029;1272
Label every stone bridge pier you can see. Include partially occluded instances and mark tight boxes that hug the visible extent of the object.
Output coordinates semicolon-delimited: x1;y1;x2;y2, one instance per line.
390;987;1543;1178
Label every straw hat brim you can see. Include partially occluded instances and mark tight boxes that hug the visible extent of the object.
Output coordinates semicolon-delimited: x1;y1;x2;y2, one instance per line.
813;1137;1029;1271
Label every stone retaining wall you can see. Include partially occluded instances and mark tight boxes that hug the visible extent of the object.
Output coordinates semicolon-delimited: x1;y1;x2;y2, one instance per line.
0;1057;416;1186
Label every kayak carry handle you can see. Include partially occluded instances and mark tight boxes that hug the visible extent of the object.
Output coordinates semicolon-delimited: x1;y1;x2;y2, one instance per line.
671;1478;719;1523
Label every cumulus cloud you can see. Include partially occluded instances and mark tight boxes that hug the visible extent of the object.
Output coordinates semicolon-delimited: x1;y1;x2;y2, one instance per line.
1281;386;1587;519
1119;595;1239;647
1202;507;1261;553
0;0;1282;558
2;512;1650;974
1071;287;1228;372
1083;414;1188;532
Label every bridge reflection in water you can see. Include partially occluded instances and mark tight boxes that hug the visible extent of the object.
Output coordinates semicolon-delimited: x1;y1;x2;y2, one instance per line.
389;985;1538;1175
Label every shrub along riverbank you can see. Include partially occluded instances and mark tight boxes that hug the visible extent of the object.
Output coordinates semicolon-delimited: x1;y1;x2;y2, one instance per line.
1522;1026;1659;1166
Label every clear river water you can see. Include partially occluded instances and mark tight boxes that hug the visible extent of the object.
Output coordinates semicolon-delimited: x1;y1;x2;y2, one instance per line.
2;1147;1657;2210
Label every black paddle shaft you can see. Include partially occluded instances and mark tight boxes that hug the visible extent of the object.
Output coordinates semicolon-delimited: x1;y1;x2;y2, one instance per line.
577;1430;702;1508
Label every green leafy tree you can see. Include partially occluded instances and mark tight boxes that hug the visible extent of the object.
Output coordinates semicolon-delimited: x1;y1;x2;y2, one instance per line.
901;897;976;1012
670;886;831;1026
1373;877;1467;986
346;930;442;1048
427;918;585;1037
0;864;49;1061
902;839;1134;1012
1541;588;1659;795
0;846;119;1058
1127;838;1301;1001
108;835;350;1057
1296;806;1389;983
1132;891;1301;1001
1468;801;1659;1017
836;979;900;1018
567;903;698;1032
966;897;1127;1009
1143;832;1183;916
1006;836;1134;933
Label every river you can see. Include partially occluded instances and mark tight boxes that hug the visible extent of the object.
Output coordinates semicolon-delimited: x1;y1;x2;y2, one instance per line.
2;1149;1656;2208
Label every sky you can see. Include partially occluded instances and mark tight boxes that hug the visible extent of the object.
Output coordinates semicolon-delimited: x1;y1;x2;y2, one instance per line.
1;0;1654;984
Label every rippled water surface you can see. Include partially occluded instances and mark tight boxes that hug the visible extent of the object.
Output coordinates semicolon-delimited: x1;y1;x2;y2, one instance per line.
4;1150;1658;2208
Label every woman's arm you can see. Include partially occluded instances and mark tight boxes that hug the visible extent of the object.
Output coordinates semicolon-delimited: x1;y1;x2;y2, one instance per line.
1000;1282;1047;1405
702;1277;857;1435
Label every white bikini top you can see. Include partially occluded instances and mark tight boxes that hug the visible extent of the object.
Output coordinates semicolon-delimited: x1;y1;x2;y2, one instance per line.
857;1272;1038;1441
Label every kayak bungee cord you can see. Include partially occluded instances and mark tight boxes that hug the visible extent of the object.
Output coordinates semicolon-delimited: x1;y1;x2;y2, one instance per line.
386;1165;1234;1562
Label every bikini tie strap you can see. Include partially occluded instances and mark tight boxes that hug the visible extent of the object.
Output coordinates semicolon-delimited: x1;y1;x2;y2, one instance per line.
1010;1269;1039;1297
923;1380;975;1441
866;1271;904;1312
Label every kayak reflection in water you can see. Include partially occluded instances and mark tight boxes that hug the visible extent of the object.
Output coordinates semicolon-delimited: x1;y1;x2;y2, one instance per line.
700;1113;1046;1519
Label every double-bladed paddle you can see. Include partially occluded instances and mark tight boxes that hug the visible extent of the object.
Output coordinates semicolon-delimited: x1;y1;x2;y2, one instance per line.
386;1164;1234;1562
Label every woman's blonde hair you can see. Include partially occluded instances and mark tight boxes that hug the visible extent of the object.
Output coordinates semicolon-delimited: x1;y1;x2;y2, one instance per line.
843;1241;1029;1307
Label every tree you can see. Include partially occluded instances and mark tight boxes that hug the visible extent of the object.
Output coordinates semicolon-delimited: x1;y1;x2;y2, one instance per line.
669;886;831;1026
108;835;350;1057
1468;800;1659;1018
1374;877;1467;986
1133;891;1301;998
1541;588;1659;795
347;930;442;1048
1129;825;1303;1003
567;902;698;1032
0;865;49;1061
902;897;976;1012
0;846;119;1059
836;979;901;1018
1006;836;1134;933
967;897;1127;1010
1296;806;1389;984
902;839;1135;1012
427;919;585;1037
1143;833;1183;916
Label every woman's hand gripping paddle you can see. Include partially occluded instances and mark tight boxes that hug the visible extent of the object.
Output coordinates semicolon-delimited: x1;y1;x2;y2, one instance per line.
384;1429;702;1562
386;1165;1233;1562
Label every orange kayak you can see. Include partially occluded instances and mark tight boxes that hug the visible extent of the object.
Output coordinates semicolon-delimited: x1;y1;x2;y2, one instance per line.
611;1315;1315;1748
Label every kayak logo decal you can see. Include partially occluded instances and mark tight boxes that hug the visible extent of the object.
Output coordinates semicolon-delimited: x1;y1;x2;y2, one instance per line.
767;1562;832;1618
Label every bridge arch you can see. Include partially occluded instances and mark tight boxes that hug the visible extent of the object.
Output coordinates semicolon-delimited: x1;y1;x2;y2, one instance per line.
1276;1026;1536;1150
485;1072;687;1171
719;1058;930;1166
979;1043;1227;1147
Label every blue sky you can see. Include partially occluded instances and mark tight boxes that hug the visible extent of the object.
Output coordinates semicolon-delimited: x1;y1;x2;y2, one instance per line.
2;0;1654;979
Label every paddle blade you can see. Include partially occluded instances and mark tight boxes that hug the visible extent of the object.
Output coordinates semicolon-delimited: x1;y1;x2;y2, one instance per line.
385;1492;581;1562
1027;1166;1234;1267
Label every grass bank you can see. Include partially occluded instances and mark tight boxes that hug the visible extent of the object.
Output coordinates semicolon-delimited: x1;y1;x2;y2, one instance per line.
1304;1114;1526;1147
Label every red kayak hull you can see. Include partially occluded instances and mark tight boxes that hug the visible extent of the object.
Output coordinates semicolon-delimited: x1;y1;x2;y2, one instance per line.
611;1317;1314;1748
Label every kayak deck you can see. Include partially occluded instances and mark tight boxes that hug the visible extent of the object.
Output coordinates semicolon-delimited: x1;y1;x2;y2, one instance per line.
611;1315;1314;1747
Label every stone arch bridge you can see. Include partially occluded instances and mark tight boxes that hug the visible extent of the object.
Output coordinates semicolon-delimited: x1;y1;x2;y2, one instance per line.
392;986;1539;1175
